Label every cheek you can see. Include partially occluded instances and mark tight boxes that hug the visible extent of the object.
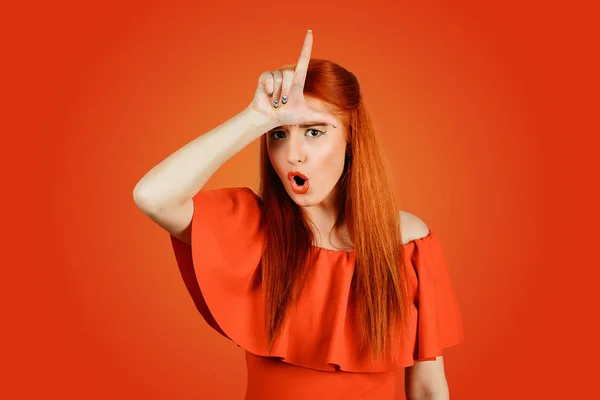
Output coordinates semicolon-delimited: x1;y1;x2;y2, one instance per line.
316;143;346;178
267;146;286;176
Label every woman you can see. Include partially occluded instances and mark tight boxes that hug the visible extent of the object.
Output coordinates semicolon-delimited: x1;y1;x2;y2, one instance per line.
134;29;464;400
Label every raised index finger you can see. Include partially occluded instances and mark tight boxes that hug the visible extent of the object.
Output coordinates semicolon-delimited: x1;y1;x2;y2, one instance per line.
294;30;313;88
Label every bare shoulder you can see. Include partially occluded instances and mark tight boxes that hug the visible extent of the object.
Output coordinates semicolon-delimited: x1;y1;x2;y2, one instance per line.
399;211;430;245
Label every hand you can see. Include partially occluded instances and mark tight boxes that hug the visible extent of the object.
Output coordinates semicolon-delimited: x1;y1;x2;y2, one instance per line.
248;30;340;129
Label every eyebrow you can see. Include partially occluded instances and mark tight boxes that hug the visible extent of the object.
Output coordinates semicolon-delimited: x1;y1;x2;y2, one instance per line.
270;123;328;130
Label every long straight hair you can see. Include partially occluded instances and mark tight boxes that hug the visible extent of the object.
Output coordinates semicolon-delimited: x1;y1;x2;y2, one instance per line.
258;58;411;364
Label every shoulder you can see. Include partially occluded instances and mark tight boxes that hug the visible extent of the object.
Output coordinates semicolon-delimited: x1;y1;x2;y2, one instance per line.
399;211;430;245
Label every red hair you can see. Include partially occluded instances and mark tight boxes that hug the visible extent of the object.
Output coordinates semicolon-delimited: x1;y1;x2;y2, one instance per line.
258;59;410;364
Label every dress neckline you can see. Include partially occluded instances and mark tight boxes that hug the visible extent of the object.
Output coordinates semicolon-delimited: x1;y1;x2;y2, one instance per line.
311;230;434;254
311;244;355;254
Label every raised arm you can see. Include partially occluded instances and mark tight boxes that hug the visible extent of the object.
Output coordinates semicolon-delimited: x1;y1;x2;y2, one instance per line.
133;106;273;244
132;29;339;244
133;107;272;213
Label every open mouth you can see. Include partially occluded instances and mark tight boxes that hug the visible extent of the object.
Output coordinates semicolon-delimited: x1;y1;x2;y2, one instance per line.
288;171;310;194
293;176;306;186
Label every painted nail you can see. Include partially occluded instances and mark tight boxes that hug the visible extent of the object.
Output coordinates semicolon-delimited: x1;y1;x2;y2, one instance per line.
281;96;287;104
273;100;279;108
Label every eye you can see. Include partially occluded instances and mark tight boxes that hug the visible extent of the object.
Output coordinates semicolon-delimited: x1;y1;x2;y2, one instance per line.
269;130;286;140
306;129;326;138
269;128;326;141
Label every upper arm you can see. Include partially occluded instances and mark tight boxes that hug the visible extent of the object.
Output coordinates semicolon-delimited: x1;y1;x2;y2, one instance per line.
136;197;195;245
405;356;449;399
400;212;447;396
399;211;430;245
399;211;453;398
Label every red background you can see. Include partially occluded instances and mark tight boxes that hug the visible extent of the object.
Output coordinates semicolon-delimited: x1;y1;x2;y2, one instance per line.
3;1;598;399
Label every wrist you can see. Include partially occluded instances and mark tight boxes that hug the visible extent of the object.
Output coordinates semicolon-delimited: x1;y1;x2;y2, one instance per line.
242;105;278;136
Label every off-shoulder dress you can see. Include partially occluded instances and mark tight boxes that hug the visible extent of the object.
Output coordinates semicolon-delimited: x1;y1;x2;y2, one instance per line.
169;187;464;399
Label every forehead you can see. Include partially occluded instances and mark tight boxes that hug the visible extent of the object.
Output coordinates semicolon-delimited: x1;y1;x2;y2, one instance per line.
271;96;336;130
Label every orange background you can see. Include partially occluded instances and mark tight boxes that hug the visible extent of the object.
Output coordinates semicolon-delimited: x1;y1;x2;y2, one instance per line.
4;1;598;399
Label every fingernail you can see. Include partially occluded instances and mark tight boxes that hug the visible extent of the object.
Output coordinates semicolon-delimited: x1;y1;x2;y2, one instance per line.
281;96;287;104
273;100;279;109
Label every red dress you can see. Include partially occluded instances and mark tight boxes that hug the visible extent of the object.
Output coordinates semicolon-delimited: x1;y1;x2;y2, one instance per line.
169;187;464;399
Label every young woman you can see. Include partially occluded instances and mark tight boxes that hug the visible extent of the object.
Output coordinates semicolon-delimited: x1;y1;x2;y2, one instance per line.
134;29;464;400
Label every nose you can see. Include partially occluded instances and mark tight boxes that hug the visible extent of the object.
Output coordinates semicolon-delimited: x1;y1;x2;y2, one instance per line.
286;132;306;164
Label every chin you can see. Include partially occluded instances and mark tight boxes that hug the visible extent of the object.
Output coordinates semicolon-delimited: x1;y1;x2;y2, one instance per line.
288;191;319;206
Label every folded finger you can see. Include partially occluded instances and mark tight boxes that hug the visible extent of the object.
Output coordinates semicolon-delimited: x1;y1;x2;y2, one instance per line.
258;71;274;96
281;70;295;105
271;70;283;110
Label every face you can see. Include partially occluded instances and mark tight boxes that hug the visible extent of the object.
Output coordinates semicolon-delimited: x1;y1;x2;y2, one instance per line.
266;96;348;211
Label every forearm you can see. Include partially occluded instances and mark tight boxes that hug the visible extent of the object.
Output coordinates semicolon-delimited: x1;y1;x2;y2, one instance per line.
406;384;449;400
133;106;274;211
406;392;449;400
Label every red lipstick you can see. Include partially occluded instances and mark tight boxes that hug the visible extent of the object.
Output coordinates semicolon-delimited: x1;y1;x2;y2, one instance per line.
287;170;310;194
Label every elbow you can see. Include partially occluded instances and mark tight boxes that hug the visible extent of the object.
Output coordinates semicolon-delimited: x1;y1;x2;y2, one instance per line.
133;186;151;208
133;185;163;214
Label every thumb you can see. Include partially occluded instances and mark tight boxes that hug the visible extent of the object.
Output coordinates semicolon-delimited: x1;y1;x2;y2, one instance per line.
306;110;340;130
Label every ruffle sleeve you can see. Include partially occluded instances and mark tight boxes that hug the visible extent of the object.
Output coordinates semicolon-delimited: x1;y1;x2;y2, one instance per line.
169;186;464;372
406;230;465;363
169;186;266;343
